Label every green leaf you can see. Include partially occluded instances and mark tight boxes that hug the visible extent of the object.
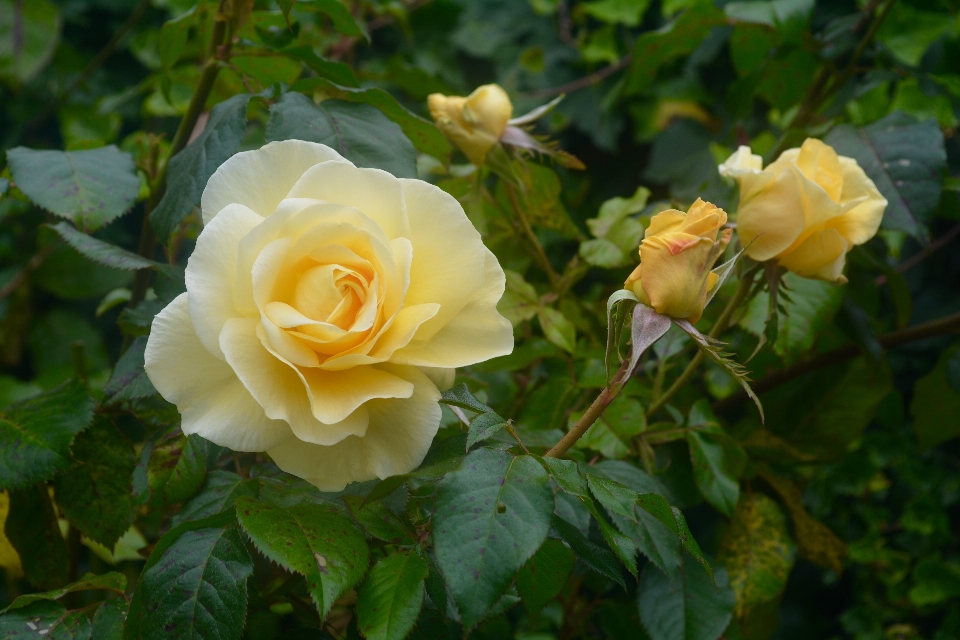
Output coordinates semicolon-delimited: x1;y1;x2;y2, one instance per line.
126;516;252;640
877;2;954;67
583;0;652;26
433;449;554;631
549;514;625;588
54;417;136;548
147;433;209;506
342;495;414;544
538;306;576;353
717;493;796;617
48;222;160;272
266;93;417;179
235;496;369;618
589;186;650;239
625;3;726;94
5;484;68;589
498;269;540;326
580;238;628;268
158;9;195;70
911;344;960;450
103;336;156;404
291;78;450;160
0;0;61;83
515;538;576;615
356;552;429;640
605;289;639;379
6;146;140;231
637;562;735;640
282;45;359;87
825;111;946;241
0;600;90;639
4;572;127;611
467;412;510;450
0;380;94;490
541;456;590;498
310;0;369;40
151;93;251;241
686;430;746;517
172;470;259;527
439;383;497;415
588;474;641;523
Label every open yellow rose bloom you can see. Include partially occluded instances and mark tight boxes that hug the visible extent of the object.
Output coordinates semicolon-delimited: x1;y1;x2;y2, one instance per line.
144;140;513;490
428;84;512;166
625;199;732;323
720;138;887;282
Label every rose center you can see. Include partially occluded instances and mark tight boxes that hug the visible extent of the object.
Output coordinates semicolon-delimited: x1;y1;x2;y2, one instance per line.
293;263;369;330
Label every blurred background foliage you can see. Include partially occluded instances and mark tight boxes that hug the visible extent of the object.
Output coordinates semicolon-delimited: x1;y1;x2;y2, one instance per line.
1;0;960;639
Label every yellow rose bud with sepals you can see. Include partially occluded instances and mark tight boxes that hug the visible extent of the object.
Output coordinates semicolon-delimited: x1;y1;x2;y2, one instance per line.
719;138;887;283
624;199;732;323
428;84;513;166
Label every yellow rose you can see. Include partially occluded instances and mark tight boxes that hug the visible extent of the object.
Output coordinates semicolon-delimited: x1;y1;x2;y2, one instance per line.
144;140;513;490
719;138;887;282
624;199;732;323
428;84;513;165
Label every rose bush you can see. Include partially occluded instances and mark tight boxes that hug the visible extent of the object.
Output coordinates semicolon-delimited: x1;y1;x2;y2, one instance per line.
719;138;887;282
144;139;513;490
624;198;732;322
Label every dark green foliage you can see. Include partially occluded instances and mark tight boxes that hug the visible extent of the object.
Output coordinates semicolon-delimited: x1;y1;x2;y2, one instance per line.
433;449;553;631
356;552;429;640
103;337;156;404
638;563;735;640
515;539;575;615
5;484;69;589
147;434;210;506
0;381;93;490
54;417;136;547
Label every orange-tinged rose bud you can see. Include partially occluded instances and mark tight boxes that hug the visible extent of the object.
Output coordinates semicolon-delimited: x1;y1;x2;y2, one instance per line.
428;84;513;165
625;199;732;323
719;138;887;283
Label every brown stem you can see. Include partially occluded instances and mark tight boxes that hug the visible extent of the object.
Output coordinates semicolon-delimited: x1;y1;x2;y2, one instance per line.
503;182;562;290
523;55;633;99
644;267;759;419
713;310;960;414
545;356;632;458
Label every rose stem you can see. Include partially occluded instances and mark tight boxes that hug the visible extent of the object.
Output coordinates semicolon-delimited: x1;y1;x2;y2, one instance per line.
502;182;562;290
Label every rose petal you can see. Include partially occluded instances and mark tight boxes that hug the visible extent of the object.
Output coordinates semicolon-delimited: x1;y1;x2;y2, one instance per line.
778;227;849;282
144;293;293;451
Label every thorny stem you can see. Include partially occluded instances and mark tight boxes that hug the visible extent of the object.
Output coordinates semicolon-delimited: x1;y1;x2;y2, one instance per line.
644;267;759;420
503;182;562;290
128;2;232;312
713;309;960;413
545;355;632;458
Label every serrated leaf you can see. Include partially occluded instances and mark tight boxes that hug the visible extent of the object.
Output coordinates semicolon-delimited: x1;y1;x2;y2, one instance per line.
148;433;209;506
54;417;136;548
825;111;946;241
92;598;128;640
717;493;796;617
356;552;429;640
103;336;156;404
549;514;625;588
541;456;590;498
266;93;416;179
4;572;126;612
235;496;369;618
466;412;510;449
637;562;735;640
172;470;259;527
439;383;496;415
515;539;575;615
0;380;94;491
157;8;195;70
433;449;553;631
6;146;140;230
588;474;641;523
5;484;68;590
126;516;252;640
291;77;450;160
49;222;159;271
342;496;414;544
151;93;251;241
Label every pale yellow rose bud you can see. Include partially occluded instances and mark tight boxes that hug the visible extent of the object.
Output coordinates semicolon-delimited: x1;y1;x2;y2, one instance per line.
428;84;513;166
720;139;887;283
625;199;732;323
